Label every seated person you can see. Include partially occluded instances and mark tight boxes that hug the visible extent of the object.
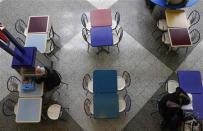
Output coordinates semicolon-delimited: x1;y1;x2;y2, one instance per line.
166;0;188;5
35;66;61;92
158;87;190;129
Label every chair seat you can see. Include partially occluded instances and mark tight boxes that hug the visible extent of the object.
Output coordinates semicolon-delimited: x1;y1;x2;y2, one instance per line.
89;96;126;114
113;33;119;45
167;80;179;94
112;20;117;29
162;32;170;45
47;104;61;120
24;28;28;36
157;19;168;31
87;77;126;93
45;40;55;54
14;104;18;115
87;80;93;93
86;22;91;31
117;76;126;91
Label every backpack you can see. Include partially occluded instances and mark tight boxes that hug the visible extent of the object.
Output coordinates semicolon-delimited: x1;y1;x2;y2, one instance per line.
182;113;202;131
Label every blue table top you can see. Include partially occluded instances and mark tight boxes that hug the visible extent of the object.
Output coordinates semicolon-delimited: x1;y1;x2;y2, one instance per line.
25;34;47;53
93;70;117;93
93;93;119;118
90;26;113;47
177;71;203;94
150;0;198;9
192;94;203;119
12;47;37;69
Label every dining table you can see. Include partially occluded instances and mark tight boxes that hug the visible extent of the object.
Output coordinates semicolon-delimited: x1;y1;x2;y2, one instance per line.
93;70;117;93
90;26;113;54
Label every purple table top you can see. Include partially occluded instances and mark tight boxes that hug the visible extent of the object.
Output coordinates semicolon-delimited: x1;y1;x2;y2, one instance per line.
90;26;113;47
192;94;203;119
177;71;203;94
169;28;192;47
28;16;49;33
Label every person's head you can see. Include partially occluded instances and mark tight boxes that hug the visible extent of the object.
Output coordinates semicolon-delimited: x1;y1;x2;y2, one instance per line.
35;66;46;77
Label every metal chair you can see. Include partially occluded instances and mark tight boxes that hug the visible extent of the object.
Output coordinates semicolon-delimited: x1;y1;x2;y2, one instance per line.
124;94;131;116
15;19;27;37
157;32;171;52
2;98;17;117
82;28;91;52
166;80;179;94
112;12;120;30
16;37;25;46
122;71;131;90
82;74;93;95
81;13;91;31
113;27;123;53
190;29;200;45
7;76;21;93
49;25;61;48
187;10;200;29
46;104;69;121
84;98;93;117
45;38;59;60
152;19;168;37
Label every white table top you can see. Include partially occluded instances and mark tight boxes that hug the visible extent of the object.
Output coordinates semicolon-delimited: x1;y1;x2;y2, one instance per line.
25;33;48;53
19;82;44;98
16;97;42;123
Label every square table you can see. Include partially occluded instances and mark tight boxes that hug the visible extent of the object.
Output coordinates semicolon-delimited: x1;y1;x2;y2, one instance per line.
28;16;49;33
90;9;112;27
177;71;203;94
168;28;192;47
90;26;113;47
93;93;119;118
165;10;188;28
16;97;42;123
93;70;117;93
192;94;203;119
25;33;47;53
19;82;44;97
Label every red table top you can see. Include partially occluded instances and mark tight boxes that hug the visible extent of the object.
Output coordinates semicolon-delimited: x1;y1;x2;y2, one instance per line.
90;9;112;27
169;28;192;47
0;31;9;44
28;16;49;33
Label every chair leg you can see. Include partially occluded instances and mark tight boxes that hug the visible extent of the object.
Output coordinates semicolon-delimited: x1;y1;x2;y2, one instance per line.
53;54;59;61
117;46;120;53
157;44;163;51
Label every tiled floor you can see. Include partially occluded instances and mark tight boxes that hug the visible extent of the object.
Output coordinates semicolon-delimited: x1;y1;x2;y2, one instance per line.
0;0;202;131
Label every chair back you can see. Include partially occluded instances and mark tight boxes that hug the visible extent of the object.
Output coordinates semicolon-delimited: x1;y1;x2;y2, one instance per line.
82;74;91;91
122;71;131;88
7;76;20;93
81;13;88;28
15;19;27;37
84;98;92;117
115;12;120;29
82;28;91;45
16;37;25;46
190;29;200;45
49;25;55;39
2;99;17;116
124;94;131;114
118;27;123;43
45;38;55;54
188;10;200;29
